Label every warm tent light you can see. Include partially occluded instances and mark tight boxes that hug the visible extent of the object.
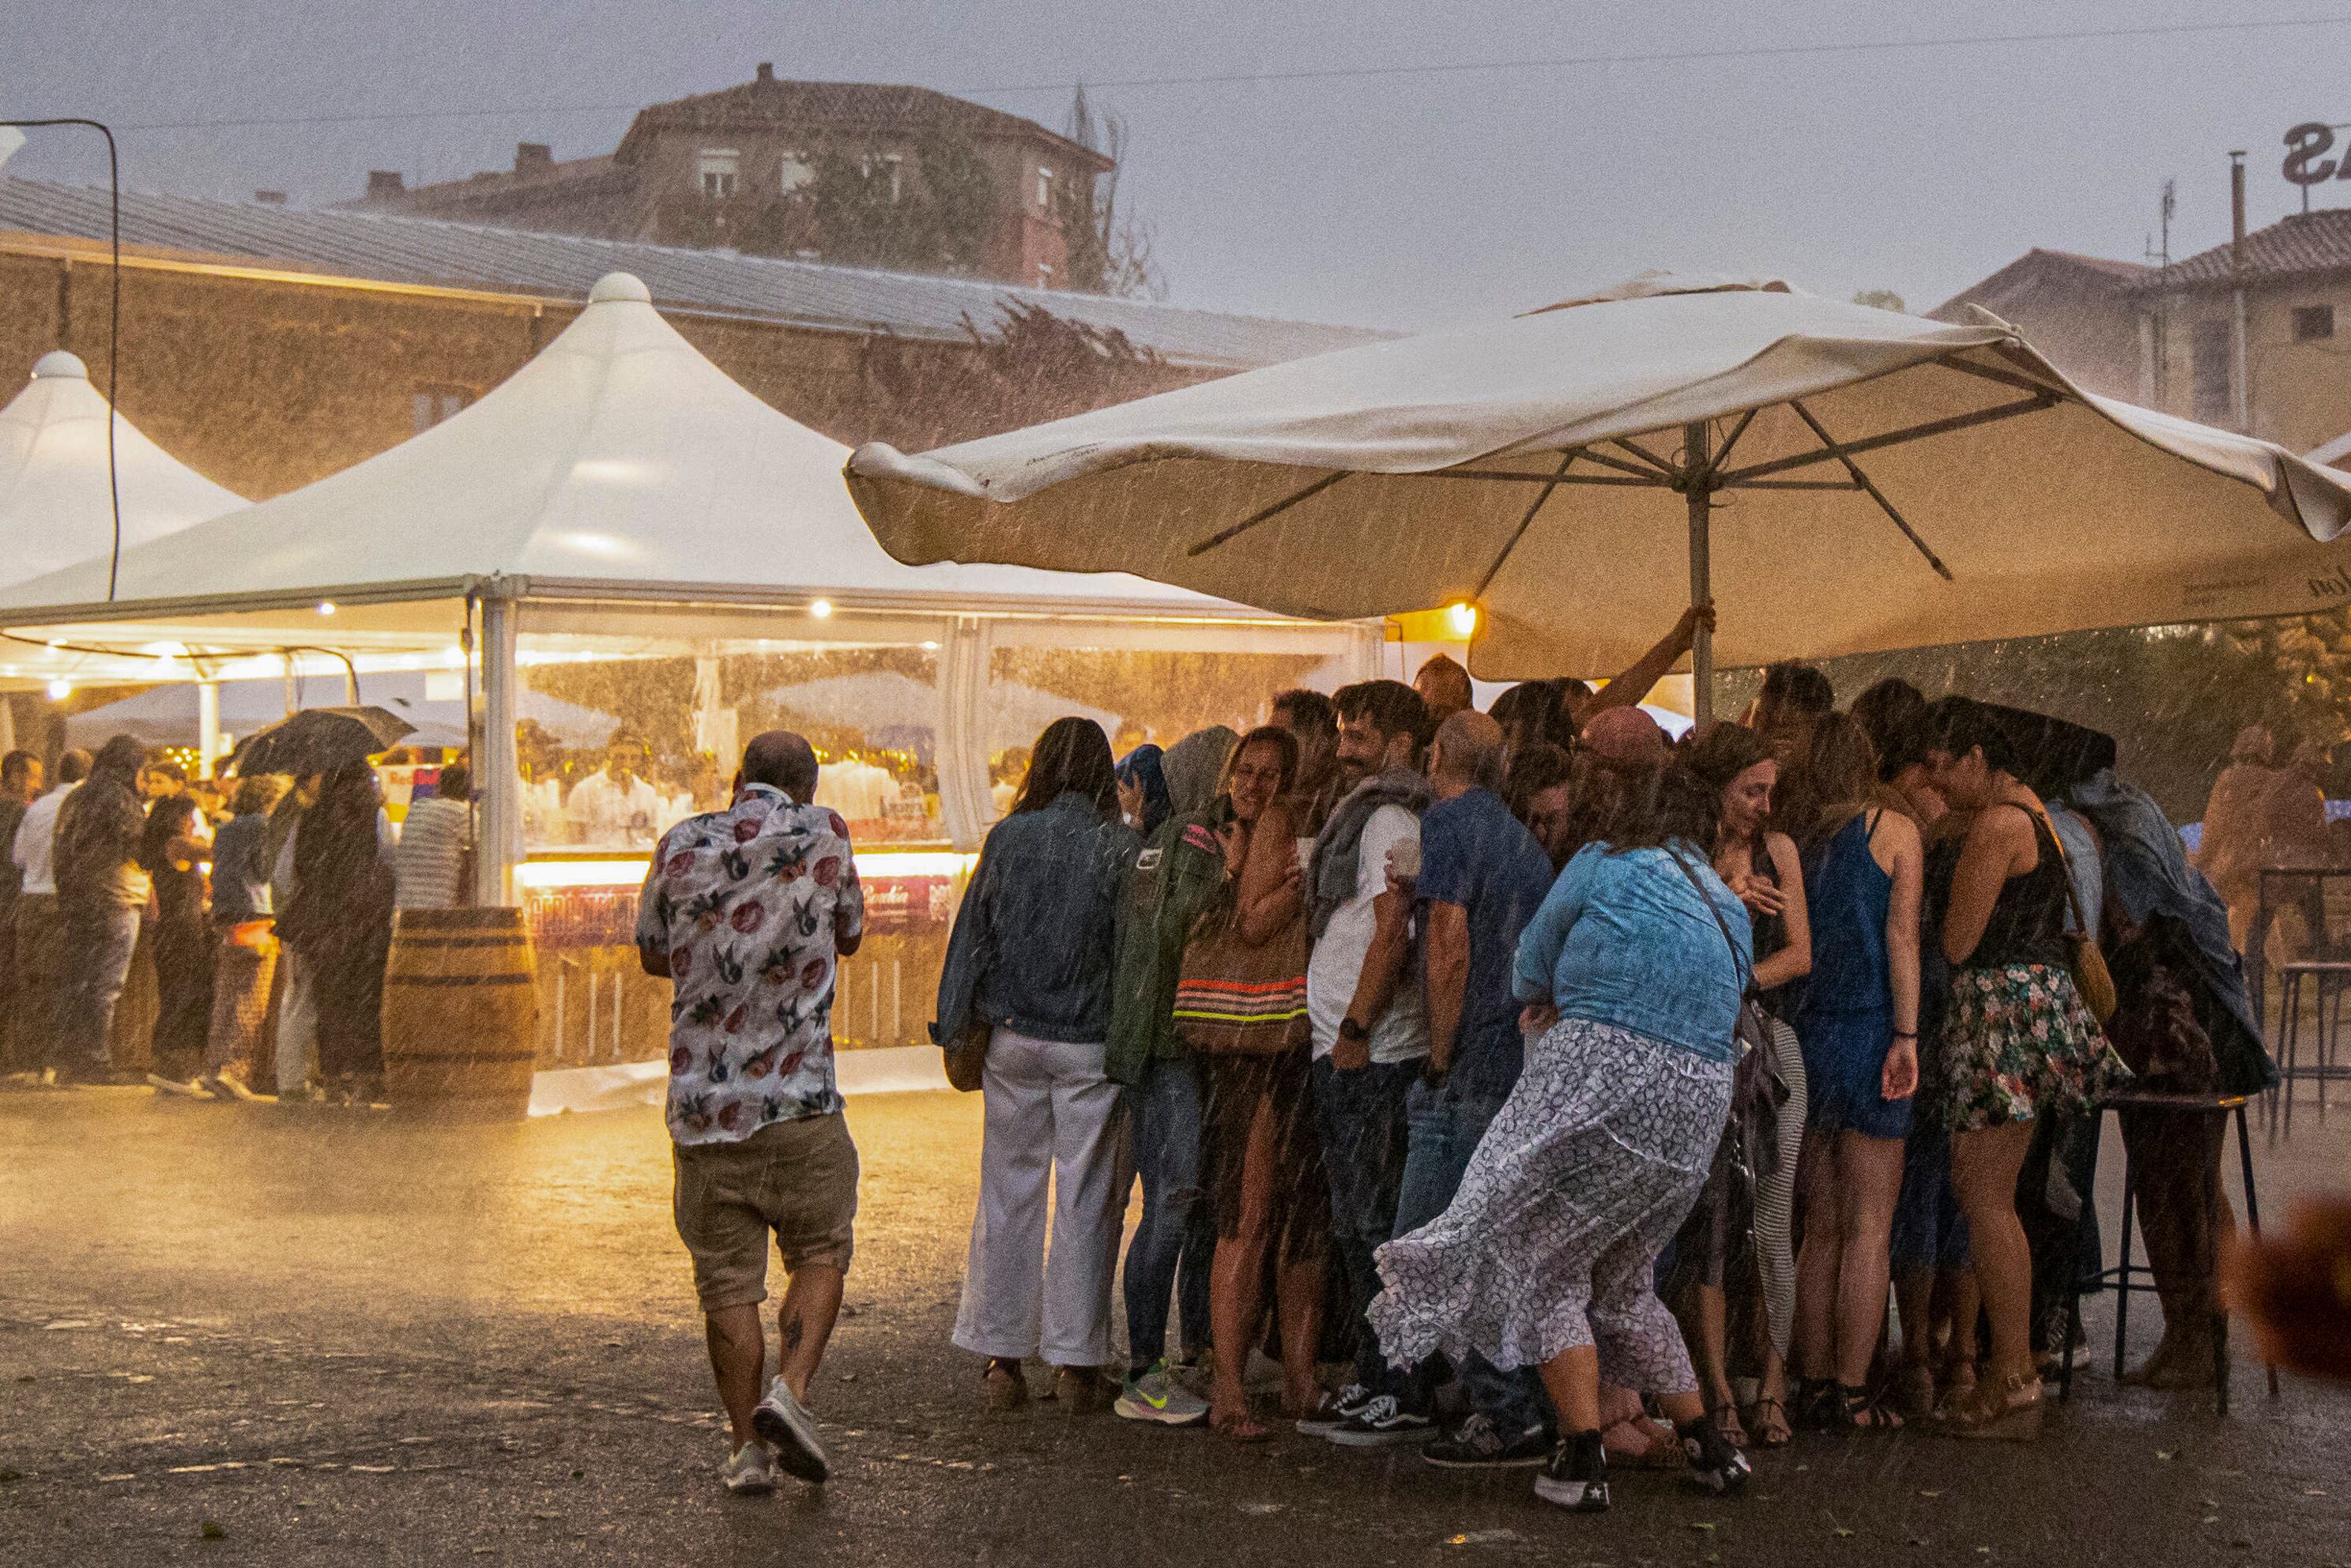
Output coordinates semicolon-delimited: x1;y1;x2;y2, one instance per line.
316;601;337;616
1446;601;1479;637
809;598;835;620
46;678;70;700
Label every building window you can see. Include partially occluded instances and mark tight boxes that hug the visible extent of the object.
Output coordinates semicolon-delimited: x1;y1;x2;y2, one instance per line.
412;386;469;434
1036;262;1053;289
2191;321;2233;424
882;153;905;204
2294;303;2336;341
698;149;740;200
778;151;812;194
1036;165;1053;209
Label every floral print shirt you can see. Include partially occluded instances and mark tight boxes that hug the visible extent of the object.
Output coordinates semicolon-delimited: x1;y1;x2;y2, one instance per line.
635;784;864;1146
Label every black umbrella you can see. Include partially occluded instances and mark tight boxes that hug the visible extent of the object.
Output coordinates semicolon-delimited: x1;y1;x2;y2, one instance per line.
228;707;416;778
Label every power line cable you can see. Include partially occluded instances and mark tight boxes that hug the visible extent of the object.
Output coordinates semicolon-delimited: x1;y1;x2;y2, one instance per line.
105;13;2351;134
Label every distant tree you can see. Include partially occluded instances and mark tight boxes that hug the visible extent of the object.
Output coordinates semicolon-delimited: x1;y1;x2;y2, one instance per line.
857;297;1169;449
1852;288;1907;313
1057;85;1166;300
801;130;1001;275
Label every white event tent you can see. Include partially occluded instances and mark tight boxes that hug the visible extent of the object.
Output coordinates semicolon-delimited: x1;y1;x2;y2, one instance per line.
0;350;248;739
0;273;1373;894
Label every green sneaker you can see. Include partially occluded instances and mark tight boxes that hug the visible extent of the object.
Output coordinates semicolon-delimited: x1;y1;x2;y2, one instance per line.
1114;1362;1209;1427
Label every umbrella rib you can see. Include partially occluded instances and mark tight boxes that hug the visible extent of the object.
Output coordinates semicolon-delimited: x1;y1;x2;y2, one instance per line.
1611;436;1677;475
1710;409;1761;469
1785;400;1955;582
1561;446;1660;480
1937;352;2066;398
1185;469;1351;559
1419;468;1665;486
1472;452;1578;600
1716;391;2058;484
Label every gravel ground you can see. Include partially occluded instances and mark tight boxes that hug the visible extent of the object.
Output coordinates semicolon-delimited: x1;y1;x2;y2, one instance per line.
3;1084;2347;1567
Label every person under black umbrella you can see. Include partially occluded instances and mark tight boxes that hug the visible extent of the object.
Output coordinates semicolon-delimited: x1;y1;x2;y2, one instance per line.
274;760;395;1106
231;707;414;780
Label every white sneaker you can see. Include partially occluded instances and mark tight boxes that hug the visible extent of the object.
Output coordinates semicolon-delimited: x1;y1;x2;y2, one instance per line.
719;1441;776;1494
148;1072;208;1099
199;1070;268;1103
752;1377;829;1483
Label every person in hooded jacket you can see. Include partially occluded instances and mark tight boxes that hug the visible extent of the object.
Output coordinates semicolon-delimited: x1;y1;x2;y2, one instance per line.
51;735;151;1085
1104;725;1238;1427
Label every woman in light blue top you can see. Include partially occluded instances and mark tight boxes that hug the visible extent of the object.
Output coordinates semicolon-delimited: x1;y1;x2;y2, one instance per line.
1370;763;1752;1514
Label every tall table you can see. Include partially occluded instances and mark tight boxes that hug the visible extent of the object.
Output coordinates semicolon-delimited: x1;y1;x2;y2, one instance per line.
2247;865;2351;1032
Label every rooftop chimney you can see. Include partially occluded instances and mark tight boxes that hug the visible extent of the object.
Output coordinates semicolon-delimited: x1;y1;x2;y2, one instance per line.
367;170;405;200
253;190;287;206
755;62;775;82
514;141;553;175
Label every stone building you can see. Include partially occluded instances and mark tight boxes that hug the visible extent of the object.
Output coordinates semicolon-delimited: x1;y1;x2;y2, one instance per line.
348;66;1113;290
0;177;1379;504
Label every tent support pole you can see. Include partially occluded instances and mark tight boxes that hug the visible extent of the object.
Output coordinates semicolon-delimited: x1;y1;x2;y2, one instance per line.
1685;421;1714;726
478;591;521;908
197;680;220;779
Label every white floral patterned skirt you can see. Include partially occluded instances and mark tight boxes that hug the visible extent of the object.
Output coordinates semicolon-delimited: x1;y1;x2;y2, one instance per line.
1368;1017;1733;1395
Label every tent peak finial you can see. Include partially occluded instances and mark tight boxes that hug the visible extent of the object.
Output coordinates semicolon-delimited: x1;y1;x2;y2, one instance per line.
588;272;652;306
31;351;89;381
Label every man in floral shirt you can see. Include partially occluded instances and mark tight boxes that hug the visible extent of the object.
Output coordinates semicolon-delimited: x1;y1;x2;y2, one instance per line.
636;730;864;1496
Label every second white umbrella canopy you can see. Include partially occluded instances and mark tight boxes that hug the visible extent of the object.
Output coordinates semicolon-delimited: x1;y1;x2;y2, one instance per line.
846;276;2351;697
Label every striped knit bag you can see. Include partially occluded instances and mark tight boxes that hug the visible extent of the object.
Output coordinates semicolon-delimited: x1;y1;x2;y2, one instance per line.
1172;899;1312;1057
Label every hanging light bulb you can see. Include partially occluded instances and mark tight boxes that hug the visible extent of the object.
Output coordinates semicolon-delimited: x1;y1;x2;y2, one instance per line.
47;678;71;700
1446;601;1479;638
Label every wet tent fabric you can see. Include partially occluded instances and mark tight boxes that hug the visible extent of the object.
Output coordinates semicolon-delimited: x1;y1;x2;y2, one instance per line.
0;274;1234;620
845;274;2351;680
61;672;616;752
0;350;243;591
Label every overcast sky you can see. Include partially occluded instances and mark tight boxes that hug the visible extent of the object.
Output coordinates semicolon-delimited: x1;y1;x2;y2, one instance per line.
10;2;2351;330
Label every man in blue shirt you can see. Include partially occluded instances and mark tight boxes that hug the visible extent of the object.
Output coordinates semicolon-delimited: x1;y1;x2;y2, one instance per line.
1393;710;1562;1468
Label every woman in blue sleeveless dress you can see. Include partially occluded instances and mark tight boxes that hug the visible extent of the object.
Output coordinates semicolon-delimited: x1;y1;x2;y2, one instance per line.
1789;714;1923;1430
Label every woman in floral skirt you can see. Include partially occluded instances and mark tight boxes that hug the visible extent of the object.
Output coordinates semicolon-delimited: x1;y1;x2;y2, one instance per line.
1368;765;1752;1514
1922;698;2129;1440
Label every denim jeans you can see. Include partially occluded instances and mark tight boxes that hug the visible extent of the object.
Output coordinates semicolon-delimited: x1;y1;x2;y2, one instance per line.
1121;1054;1213;1370
1312;1054;1416;1397
63;903;141;1079
1394;1075;1547;1434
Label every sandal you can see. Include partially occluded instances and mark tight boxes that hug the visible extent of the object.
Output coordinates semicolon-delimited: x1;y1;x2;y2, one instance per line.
984;1359;1027;1412
1741;1394;1793;1448
1833;1383;1903;1431
1937;1370;2043;1442
1600;1410;1686;1470
1211;1405;1275;1443
1707;1400;1749;1449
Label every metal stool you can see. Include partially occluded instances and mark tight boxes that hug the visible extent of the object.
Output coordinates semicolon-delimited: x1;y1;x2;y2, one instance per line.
2059;1090;2277;1417
2271;959;2351;1137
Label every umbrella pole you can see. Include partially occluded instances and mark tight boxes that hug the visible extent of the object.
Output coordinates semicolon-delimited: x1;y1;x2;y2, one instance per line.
1685;420;1715;726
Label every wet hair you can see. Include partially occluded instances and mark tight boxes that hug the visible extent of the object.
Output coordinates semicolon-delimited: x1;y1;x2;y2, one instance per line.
1678;721;1774;802
1;750;36;786
1603;763;1724;858
231;775;286;816
1918;695;2021;776
55;748;92;786
434;761;473;803
139;793;201;873
1009;717;1117;816
141;757;187;786
1787;711;1882;847
1490;680;1577;758
740;730;819;801
1223;725;1300;800
1269;687;1337;740
1333;679;1430;754
1761;662;1835;717
1503;741;1573;827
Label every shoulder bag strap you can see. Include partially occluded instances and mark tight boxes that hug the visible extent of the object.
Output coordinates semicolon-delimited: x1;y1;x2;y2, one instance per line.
1667;846;1753;995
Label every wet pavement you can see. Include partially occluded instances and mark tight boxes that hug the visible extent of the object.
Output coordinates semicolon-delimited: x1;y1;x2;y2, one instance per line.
3;1084;2348;1567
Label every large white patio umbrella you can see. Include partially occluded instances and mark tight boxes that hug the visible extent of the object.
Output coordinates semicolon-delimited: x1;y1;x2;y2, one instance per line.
846;274;2351;720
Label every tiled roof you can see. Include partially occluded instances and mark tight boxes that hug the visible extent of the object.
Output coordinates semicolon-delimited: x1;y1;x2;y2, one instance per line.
2151;209;2351;287
0;177;1388;370
616;78;1109;171
1927;247;2149;321
351;154;631;215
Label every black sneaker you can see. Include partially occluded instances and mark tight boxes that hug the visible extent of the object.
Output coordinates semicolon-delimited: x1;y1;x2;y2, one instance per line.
1532;1430;1610;1513
1324;1395;1435;1447
1422;1412;1551;1469
1294;1381;1375;1437
1676;1416;1752;1497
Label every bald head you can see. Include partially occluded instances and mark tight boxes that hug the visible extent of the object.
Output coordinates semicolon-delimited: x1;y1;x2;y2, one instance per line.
740;729;819;803
1430;709;1505;796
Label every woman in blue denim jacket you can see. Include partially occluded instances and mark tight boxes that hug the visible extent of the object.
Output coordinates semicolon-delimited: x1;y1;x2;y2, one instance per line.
936;718;1139;1412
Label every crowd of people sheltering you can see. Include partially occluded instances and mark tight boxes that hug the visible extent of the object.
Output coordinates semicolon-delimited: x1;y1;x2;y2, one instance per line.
0;737;476;1103
913;612;2274;1517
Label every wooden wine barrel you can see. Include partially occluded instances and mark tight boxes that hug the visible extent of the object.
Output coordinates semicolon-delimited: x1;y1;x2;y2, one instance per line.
380;907;540;1121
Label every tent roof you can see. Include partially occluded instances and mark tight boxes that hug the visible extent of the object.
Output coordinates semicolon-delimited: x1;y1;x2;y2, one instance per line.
0;273;1250;628
0;351;245;591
